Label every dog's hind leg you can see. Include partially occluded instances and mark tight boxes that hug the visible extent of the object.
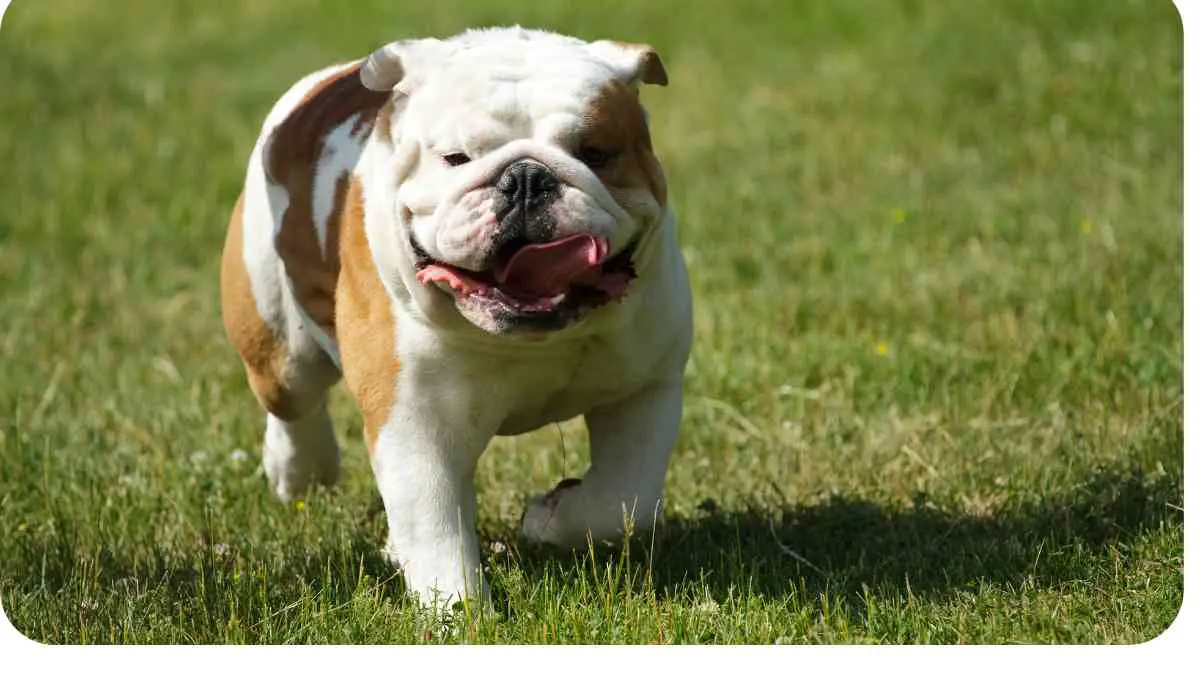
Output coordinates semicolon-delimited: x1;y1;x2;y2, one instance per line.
221;192;342;501
259;398;340;502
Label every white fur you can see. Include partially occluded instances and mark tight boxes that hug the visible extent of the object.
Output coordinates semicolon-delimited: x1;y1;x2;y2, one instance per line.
312;117;370;256
235;27;692;608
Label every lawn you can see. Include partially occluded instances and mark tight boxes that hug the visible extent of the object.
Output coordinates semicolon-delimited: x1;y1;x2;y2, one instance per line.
0;0;1183;644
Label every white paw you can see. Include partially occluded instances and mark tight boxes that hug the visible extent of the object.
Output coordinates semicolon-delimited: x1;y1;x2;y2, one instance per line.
263;453;338;502
521;478;666;548
521;477;587;547
381;542;489;610
262;415;339;501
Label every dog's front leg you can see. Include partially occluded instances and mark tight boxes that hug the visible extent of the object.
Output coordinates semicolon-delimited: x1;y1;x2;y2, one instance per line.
371;399;491;608
522;380;684;547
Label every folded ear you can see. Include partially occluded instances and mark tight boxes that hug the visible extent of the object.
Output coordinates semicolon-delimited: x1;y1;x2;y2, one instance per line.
587;40;669;87
360;38;447;92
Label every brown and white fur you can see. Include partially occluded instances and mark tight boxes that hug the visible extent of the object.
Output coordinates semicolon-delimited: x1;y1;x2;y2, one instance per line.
220;27;692;606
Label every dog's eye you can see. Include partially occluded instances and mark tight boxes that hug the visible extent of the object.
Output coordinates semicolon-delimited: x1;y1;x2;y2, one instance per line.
576;146;615;170
442;152;471;167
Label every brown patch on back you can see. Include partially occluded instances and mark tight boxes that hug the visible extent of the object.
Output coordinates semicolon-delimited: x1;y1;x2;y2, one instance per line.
267;63;390;338
334;178;400;453
580;80;668;207
220;193;305;420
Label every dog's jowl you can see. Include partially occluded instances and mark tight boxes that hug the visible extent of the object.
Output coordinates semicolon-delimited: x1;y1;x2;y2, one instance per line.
220;27;692;606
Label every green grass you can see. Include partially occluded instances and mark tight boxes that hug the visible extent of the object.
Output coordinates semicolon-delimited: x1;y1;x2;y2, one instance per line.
0;0;1182;644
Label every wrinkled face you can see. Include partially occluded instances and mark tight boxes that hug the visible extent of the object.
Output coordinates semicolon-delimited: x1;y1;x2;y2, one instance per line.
368;30;668;334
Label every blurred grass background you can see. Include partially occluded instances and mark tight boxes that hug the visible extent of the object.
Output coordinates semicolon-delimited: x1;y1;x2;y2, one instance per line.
0;0;1182;643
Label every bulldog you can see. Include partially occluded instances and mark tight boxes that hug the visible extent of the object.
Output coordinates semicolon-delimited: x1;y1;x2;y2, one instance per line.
220;26;692;606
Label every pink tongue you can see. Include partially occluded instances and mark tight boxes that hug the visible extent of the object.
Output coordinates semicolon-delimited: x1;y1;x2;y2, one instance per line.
494;234;609;298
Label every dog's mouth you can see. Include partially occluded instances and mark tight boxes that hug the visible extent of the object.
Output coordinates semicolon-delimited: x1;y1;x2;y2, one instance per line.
412;234;638;318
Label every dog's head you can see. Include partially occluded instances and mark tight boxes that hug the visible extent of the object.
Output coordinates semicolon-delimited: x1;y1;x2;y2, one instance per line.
362;27;669;334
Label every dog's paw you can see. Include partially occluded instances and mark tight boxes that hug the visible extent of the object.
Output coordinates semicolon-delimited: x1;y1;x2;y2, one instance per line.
263;460;338;503
520;477;586;547
261;414;340;502
380;542;490;612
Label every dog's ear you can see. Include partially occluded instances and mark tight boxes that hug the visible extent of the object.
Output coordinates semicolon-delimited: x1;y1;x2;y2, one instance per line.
360;38;447;92
587;40;668;87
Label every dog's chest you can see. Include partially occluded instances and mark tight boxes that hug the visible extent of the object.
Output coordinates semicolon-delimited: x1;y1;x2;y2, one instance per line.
492;336;655;436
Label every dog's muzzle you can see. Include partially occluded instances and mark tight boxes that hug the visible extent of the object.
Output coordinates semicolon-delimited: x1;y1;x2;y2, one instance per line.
494;160;562;244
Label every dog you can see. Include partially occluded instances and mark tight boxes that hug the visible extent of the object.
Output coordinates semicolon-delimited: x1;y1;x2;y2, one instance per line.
219;26;692;606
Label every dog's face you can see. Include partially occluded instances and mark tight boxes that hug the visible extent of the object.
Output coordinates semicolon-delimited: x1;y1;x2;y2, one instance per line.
362;28;669;334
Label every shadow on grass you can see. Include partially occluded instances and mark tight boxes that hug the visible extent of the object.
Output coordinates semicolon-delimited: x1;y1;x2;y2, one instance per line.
503;462;1182;613
4;461;1180;642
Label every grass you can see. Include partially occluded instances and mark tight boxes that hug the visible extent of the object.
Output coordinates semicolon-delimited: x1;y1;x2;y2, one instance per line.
0;0;1183;644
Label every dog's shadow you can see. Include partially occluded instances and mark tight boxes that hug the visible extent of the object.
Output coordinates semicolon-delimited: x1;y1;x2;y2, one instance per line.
496;462;1182;614
31;461;1178;640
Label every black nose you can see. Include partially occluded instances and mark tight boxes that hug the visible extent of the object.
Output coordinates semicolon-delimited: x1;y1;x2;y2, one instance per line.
496;160;560;207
